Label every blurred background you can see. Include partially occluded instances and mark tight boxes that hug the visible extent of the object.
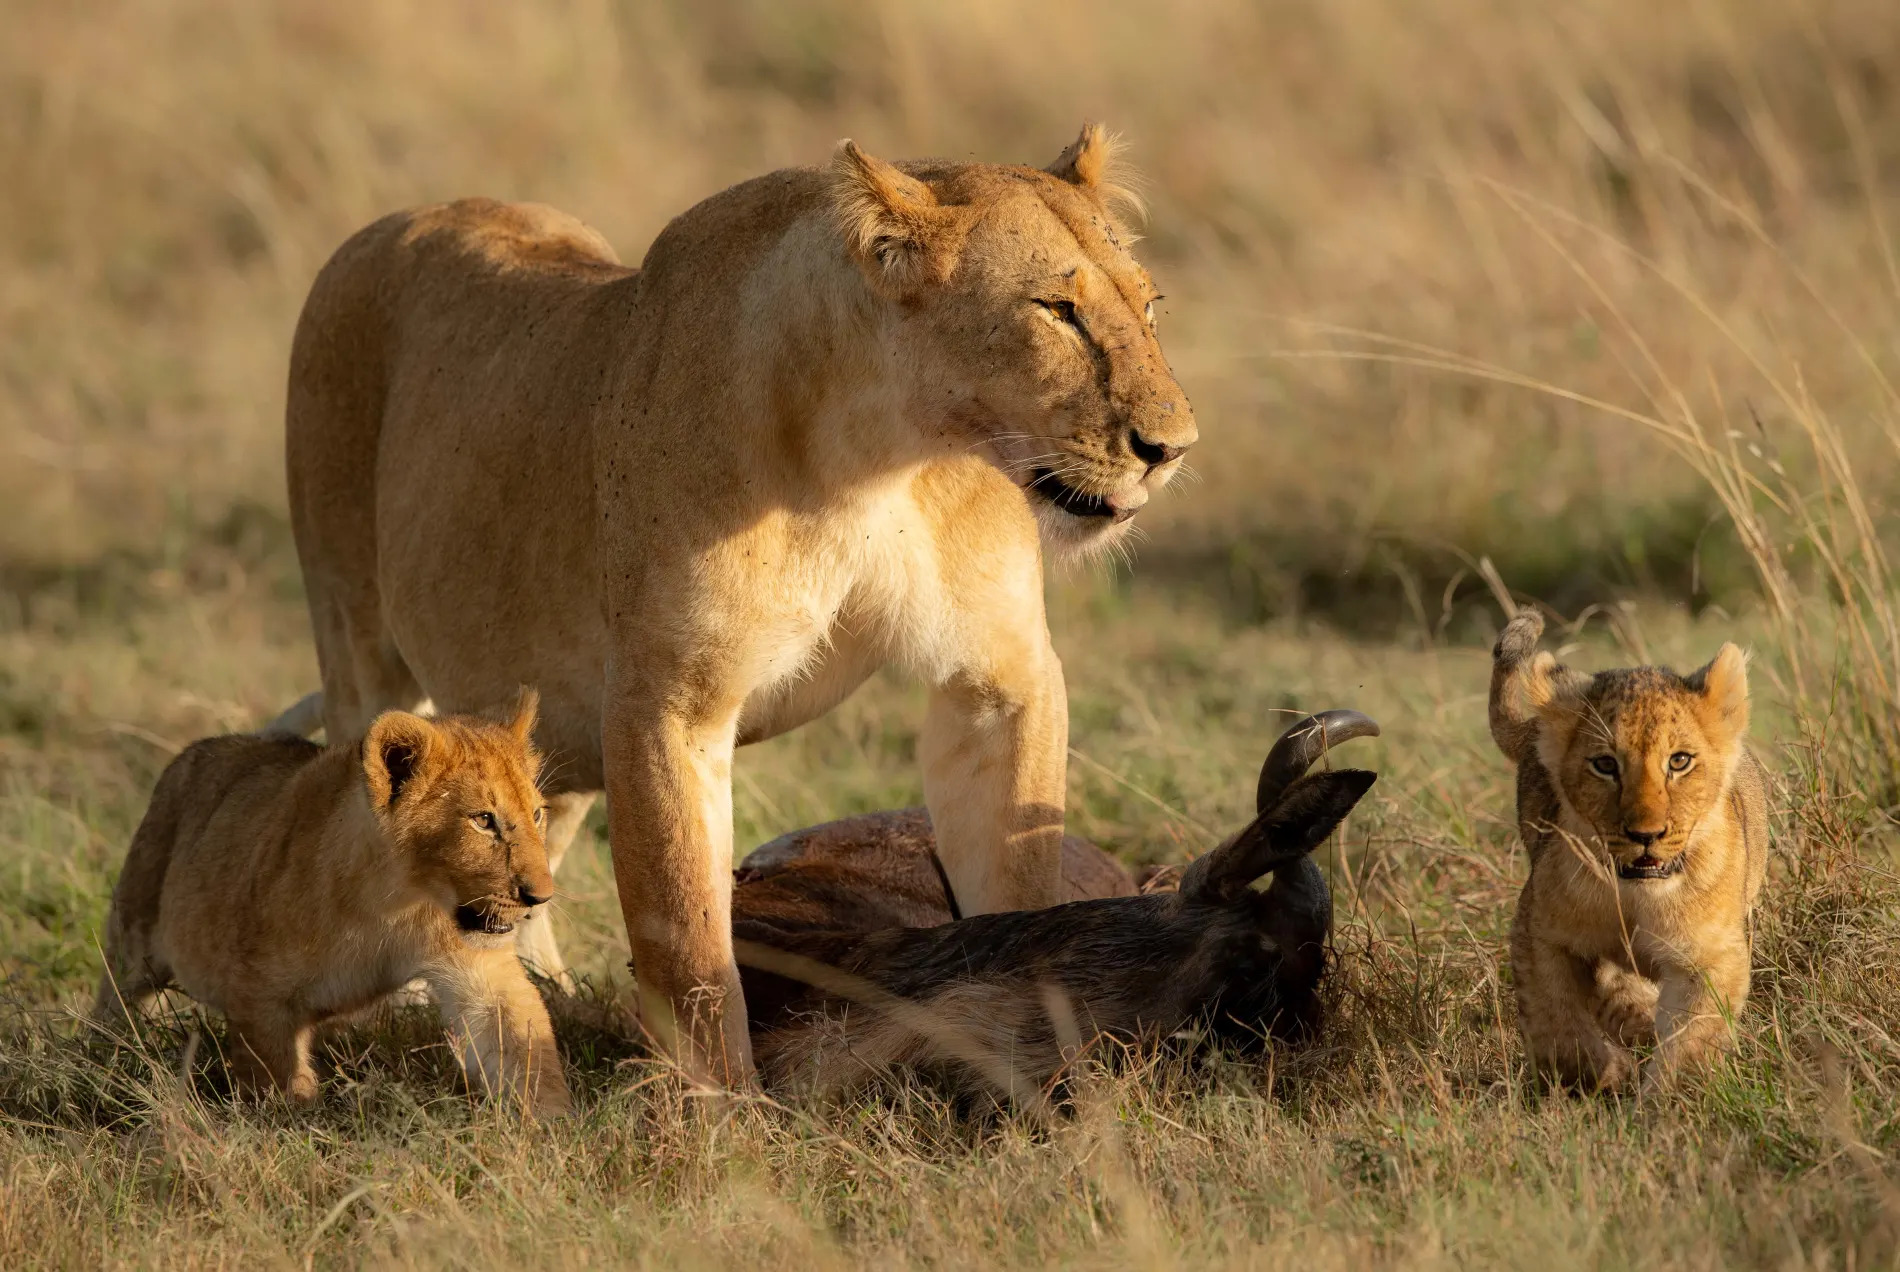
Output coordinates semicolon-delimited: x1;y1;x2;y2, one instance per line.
7;0;1898;634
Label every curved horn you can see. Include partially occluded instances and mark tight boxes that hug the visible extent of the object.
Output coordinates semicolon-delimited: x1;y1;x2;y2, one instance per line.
1256;710;1381;814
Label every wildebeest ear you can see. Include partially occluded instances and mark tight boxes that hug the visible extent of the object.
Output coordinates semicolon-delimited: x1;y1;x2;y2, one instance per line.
362;711;438;809
1180;770;1376;905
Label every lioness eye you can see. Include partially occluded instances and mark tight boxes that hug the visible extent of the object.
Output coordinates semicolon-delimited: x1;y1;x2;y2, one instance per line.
533;806;547;827
1669;752;1694;772
1039;299;1083;332
1589;756;1619;779
1145;296;1163;326
471;811;498;832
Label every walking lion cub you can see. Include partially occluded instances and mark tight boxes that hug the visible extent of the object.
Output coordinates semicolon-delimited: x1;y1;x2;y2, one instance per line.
93;692;571;1118
1489;612;1768;1091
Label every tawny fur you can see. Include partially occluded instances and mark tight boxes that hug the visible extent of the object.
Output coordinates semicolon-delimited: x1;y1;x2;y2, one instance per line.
1490;612;1769;1091
279;125;1197;1082
733;712;1378;1101
93;694;572;1118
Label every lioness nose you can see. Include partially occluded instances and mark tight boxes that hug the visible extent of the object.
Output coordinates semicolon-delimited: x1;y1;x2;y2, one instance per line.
517;879;553;907
1129;428;1188;467
1624;826;1666;848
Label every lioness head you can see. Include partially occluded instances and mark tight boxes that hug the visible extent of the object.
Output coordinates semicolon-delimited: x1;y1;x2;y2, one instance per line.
1519;644;1750;881
362;690;554;941
830;123;1198;555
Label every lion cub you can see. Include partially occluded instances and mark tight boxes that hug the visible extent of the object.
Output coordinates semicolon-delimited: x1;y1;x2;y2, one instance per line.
1489;612;1768;1091
93;692;571;1118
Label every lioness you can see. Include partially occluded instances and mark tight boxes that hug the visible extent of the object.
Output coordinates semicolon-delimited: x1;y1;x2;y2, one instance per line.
280;124;1197;1081
1489;612;1769;1091
94;693;572;1118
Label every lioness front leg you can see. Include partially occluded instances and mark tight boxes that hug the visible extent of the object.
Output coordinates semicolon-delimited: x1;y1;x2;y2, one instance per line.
920;647;1067;916
427;947;573;1118
603;688;753;1087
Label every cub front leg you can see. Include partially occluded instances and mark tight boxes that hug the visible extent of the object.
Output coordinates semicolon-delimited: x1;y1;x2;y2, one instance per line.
1510;897;1635;1091
603;684;753;1087
1649;944;1750;1082
224;1010;320;1103
427;946;573;1119
920;646;1067;917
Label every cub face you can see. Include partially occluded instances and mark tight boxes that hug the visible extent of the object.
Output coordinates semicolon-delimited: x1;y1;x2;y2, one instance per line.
1522;645;1750;881
362;692;554;942
829;125;1198;557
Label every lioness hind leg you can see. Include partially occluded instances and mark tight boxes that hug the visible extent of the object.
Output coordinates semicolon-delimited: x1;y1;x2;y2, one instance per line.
513;792;595;988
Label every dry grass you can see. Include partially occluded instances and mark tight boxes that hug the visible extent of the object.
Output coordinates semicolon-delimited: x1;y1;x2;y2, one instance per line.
5;0;1900;1266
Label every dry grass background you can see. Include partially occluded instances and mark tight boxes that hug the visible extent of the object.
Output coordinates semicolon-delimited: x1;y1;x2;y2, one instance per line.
4;0;1900;1266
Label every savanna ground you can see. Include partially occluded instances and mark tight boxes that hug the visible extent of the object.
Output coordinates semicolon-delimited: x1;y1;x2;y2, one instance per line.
4;1;1900;1266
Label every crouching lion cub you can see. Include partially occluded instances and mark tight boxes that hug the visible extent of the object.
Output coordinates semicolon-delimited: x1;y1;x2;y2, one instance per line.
93;692;572;1118
1489;611;1769;1091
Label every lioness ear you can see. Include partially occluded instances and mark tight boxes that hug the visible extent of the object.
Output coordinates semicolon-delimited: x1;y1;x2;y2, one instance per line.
829;140;965;298
1047;122;1113;190
1690;643;1750;738
363;711;438;810
508;686;540;746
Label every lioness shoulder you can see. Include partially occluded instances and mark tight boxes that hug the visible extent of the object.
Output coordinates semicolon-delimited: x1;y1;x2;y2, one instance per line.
94;692;571;1118
1489;611;1768;1091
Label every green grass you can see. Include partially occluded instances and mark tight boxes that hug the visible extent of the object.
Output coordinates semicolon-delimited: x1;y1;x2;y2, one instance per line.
9;0;1900;1263
2;533;1898;1267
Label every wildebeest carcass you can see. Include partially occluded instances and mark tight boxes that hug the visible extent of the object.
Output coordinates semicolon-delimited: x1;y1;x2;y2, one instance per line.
730;710;1379;1100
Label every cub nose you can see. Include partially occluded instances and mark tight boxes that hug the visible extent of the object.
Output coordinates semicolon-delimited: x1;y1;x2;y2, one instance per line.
1624;826;1666;848
516;879;553;908
1128;428;1189;467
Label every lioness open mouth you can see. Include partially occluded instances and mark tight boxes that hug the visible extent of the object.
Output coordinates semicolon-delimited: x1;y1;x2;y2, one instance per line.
1028;469;1132;522
1616;854;1685;881
455;903;517;936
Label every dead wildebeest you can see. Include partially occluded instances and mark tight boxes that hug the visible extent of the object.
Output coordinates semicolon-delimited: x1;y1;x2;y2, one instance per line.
730;710;1379;1101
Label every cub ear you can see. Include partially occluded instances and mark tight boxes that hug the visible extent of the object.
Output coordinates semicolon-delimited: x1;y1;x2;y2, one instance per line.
508;686;540;746
363;711;439;810
829;140;966;298
1689;642;1750;738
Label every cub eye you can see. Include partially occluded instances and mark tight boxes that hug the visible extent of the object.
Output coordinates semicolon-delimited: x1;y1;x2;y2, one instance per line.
1669;752;1695;773
1588;756;1619;779
470;811;498;833
1038;299;1083;332
1145;295;1163;327
533;806;547;827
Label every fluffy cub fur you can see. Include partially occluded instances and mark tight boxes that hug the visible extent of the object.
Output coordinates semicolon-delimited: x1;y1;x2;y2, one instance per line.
93;693;571;1118
1489;612;1769;1090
